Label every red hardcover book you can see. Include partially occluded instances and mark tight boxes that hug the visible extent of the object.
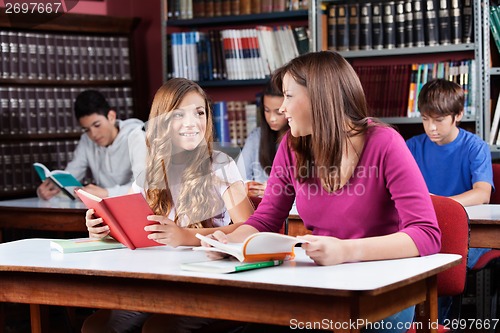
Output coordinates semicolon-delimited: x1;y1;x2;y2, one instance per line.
75;189;160;250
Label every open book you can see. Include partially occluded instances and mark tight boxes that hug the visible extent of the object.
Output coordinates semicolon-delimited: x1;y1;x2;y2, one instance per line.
194;232;309;262
74;189;160;250
33;162;82;200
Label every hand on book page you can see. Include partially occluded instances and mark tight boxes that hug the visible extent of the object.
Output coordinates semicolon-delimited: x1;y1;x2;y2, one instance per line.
75;189;160;250
181;258;283;274
194;232;309;263
33;162;82;200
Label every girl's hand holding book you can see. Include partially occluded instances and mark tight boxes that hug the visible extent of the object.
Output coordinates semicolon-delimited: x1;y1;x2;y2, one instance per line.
200;231;231;260
145;215;190;247
85;208;110;239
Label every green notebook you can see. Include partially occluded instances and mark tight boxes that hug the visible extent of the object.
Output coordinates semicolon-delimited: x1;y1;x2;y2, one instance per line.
50;237;126;253
180;259;283;274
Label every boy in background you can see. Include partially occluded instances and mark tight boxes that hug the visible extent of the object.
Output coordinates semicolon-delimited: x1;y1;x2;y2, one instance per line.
406;78;493;321
37;90;146;199
407;78;493;268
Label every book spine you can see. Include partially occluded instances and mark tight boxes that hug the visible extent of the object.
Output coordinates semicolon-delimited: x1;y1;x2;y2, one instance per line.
8;32;19;79
372;2;384;50
413;0;426;47
336;3;349;51
348;3;360;51
7;87;19;135
0;87;8;135
0;31;9;79
327;3;337;51
357;3;371;51
438;0;451;45
424;0;439;46
231;0;240;15
18;32;29;79
395;1;405;48
450;0;462;44
213;101;230;143
404;0;414;47
383;1;396;49
240;0;250;14
461;0;473;43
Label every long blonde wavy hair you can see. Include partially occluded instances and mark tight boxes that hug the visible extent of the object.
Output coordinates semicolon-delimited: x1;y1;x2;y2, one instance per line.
145;78;223;228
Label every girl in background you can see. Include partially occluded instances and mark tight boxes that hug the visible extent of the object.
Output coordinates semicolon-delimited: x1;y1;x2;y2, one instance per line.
237;79;289;197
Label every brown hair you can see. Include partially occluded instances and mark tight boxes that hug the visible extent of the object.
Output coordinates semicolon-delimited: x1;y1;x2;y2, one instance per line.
417;78;464;120
272;51;371;192
258;79;288;175
145;78;221;228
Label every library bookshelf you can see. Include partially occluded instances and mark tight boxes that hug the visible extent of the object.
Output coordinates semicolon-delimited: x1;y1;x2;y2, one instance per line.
0;9;140;199
312;0;484;140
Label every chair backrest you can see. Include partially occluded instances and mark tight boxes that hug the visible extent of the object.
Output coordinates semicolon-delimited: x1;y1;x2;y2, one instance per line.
431;195;469;296
490;164;500;204
248;195;288;235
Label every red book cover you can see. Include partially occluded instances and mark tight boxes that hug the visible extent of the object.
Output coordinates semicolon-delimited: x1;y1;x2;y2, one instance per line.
75;189;160;250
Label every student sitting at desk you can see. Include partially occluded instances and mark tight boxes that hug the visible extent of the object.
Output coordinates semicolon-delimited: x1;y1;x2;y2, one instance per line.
406;78;493;323
237;79;288;197
37;90;146;199
82;78;254;333
406;78;493;269
203;51;441;333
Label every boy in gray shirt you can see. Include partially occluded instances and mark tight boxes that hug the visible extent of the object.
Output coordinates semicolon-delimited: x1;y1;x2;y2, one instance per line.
37;90;146;199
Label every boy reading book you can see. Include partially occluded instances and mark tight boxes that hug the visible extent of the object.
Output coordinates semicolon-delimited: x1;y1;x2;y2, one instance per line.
82;79;254;333
36;90;146;200
406;78;494;322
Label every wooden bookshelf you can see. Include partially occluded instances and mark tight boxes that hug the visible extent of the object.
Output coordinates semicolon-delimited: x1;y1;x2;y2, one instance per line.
0;9;140;199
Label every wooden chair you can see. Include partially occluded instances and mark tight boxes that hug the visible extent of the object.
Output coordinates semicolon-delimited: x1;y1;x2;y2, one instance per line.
408;195;469;333
248;196;289;235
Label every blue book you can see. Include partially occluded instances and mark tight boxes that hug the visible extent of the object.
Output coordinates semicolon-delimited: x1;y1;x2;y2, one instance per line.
33;162;82;200
212;101;230;143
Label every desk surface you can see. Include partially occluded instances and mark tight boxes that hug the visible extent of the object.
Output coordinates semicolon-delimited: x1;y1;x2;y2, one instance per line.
0;238;459;295
0;239;459;333
465;204;500;222
0;197;87;238
0;197;86;210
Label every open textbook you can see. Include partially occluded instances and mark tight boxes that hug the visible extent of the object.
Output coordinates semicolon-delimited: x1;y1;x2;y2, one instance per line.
194;232;309;262
33;162;82;200
75;189;159;250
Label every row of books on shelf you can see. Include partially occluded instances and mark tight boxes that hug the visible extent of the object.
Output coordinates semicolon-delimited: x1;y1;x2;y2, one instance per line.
0;31;131;81
213;100;258;147
326;0;472;52
489;5;500;54
0;86;134;136
167;25;308;81
353;59;475;118
0;140;78;193
167;0;307;20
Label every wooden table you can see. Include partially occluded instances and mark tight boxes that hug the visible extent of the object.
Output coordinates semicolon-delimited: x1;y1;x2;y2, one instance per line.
0;197;87;242
465;204;500;249
0;239;460;333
